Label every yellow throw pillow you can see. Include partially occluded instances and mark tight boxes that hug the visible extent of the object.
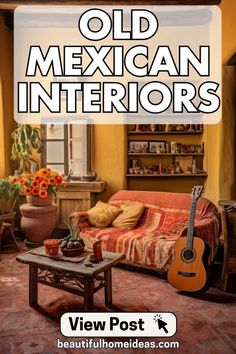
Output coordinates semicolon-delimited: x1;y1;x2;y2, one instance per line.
112;202;145;229
88;201;121;228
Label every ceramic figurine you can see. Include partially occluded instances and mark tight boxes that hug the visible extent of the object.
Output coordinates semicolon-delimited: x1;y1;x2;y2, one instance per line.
135;124;142;132
165;123;171;132
150;124;156;132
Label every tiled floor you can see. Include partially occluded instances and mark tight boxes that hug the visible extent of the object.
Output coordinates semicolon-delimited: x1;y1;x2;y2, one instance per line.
0;240;236;354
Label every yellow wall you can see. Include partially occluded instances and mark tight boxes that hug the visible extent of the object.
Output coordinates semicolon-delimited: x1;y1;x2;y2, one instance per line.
219;0;236;202
204;0;236;205
0;1;235;207
92;124;126;201
0;14;15;177
92;0;236;205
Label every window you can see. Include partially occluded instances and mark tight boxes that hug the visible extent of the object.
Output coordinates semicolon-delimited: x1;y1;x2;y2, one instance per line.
41;123;91;177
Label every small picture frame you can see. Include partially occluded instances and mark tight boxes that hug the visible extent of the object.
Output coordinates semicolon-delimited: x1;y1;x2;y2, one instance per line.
149;141;166;153
129;141;148;153
175;156;193;173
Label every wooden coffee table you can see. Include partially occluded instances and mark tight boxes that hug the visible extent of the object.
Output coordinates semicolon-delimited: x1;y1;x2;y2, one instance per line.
16;248;125;311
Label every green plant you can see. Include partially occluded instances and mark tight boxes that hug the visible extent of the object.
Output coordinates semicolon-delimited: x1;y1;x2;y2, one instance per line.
0;177;22;215
66;218;79;239
11;124;43;173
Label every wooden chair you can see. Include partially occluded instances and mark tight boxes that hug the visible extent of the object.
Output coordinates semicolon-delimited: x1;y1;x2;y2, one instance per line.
0;214;19;252
221;210;236;291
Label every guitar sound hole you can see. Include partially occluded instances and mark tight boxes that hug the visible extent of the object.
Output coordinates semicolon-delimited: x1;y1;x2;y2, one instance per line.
182;248;195;262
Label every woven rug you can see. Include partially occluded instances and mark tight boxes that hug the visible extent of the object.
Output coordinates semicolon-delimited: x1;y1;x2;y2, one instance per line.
0;241;236;354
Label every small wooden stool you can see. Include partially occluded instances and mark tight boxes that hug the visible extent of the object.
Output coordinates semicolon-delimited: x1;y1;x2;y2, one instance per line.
0;215;19;252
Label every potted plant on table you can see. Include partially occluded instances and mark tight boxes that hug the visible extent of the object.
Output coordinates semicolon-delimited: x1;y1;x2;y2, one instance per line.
16;168;66;247
60;218;85;257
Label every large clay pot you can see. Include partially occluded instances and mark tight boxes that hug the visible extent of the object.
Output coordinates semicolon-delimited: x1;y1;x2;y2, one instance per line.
20;203;57;247
26;195;55;206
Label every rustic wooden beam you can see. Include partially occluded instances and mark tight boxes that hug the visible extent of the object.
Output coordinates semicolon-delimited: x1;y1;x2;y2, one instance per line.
0;0;222;12
228;53;236;66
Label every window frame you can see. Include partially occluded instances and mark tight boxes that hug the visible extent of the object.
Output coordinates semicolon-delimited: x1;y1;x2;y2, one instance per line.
41;124;91;177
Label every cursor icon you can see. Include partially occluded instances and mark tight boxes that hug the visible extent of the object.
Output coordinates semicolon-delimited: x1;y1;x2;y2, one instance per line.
157;319;168;333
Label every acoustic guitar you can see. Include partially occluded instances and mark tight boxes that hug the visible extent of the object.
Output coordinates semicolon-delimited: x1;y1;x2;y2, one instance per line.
167;185;210;293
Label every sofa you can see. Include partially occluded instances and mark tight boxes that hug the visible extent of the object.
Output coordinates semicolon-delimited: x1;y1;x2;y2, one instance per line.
74;190;220;272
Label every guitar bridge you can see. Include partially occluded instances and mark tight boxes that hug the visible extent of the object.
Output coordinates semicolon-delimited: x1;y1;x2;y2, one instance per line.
178;271;196;277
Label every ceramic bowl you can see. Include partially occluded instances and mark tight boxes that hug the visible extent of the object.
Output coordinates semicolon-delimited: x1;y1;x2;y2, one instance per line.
60;245;85;257
81;175;97;182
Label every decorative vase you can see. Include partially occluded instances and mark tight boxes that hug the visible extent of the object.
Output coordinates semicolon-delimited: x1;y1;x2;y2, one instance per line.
20;202;57;247
26;195;55;206
150;124;156;132
44;239;60;256
135;124;142;132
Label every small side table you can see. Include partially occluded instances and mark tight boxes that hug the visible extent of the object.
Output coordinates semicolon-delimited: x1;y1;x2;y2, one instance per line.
220;201;236;291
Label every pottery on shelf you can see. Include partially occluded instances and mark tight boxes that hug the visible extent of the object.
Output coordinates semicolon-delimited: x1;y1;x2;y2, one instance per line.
81;172;97;182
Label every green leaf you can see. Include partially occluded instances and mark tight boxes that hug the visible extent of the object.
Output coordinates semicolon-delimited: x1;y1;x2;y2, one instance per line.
11;124;43;171
20;130;25;144
37;146;44;154
25;125;32;138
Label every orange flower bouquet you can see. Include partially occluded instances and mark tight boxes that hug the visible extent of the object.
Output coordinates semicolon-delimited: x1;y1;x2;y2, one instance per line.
19;168;66;199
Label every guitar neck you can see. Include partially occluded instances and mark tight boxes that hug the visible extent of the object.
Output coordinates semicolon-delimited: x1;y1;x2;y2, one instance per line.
187;199;197;249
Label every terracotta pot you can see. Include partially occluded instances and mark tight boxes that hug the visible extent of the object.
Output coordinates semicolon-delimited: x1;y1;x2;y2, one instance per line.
44;239;60;256
20;203;57;247
26;195;55;206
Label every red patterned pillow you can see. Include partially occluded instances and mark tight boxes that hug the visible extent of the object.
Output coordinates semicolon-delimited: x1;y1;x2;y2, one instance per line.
159;212;189;236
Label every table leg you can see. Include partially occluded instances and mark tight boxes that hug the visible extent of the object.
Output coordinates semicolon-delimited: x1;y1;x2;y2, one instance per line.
221;261;229;291
104;268;112;307
84;279;94;311
29;265;38;307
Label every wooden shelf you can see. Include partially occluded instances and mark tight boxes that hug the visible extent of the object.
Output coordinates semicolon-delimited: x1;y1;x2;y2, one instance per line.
58;181;106;192
126;173;208;178
126;124;206;184
128;153;204;156
128;130;203;135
